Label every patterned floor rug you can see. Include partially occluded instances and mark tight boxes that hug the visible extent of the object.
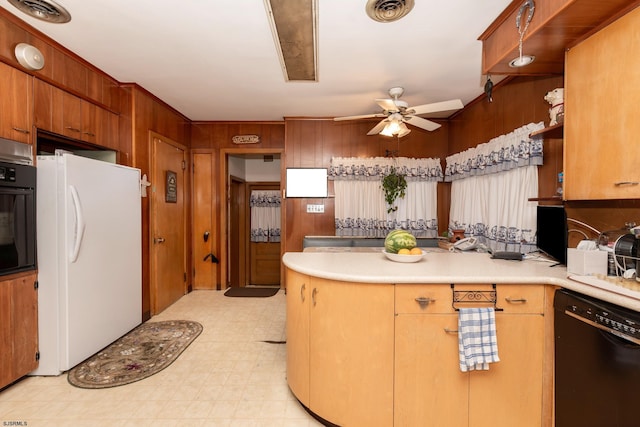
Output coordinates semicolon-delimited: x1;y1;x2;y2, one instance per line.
224;287;279;297
68;320;203;389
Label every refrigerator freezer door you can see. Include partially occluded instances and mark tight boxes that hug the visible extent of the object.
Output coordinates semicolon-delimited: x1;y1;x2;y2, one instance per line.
60;154;142;371
32;154;142;375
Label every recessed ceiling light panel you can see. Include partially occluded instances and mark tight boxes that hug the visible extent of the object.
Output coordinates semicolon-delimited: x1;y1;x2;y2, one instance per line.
7;0;71;23
366;0;415;23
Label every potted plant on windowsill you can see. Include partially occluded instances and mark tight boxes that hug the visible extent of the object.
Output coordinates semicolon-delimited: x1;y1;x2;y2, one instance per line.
382;166;407;213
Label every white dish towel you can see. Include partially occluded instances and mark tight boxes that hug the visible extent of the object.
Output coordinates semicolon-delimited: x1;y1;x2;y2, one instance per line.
458;307;500;372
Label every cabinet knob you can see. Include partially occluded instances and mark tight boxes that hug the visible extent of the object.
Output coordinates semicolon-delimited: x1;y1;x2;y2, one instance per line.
300;283;306;302
312;288;318;306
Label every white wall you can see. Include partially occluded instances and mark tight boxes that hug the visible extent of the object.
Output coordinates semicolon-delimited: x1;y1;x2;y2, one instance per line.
228;156;280;182
245;158;280;182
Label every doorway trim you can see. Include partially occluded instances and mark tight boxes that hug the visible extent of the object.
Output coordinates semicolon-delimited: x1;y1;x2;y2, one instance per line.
218;148;284;290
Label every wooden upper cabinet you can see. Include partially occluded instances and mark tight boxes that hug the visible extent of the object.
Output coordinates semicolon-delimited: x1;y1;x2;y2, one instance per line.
479;0;640;75
0;61;33;144
33;79;119;150
564;7;640;200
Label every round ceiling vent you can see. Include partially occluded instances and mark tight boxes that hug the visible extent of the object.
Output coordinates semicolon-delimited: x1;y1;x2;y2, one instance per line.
366;0;415;23
7;0;71;24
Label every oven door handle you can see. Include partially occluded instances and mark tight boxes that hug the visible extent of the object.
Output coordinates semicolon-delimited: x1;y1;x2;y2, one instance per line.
69;185;86;263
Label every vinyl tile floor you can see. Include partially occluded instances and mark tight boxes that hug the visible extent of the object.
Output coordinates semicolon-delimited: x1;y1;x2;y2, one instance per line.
0;289;325;426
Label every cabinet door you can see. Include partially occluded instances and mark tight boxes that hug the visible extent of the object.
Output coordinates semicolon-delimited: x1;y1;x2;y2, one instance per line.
81;100;98;144
395;313;469;427
0;273;38;389
285;269;310;405
0;62;33;144
469;314;544;427
0;281;12;387
10;274;38;379
564;7;640;200
309;279;394;427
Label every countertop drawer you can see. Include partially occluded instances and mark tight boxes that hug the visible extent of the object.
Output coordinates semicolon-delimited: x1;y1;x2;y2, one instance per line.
395;283;545;314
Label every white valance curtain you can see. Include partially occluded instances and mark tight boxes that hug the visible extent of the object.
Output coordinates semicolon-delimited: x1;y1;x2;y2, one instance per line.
250;190;281;242
446;122;544;253
329;157;441;238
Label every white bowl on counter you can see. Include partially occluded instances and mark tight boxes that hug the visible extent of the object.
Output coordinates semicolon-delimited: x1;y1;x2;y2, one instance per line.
382;249;426;263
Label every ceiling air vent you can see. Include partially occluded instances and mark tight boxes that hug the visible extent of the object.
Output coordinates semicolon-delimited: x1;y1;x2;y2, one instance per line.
7;0;71;23
366;0;414;23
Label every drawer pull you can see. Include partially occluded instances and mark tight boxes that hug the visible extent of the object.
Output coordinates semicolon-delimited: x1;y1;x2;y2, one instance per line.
614;181;639;186
415;297;435;307
65;126;81;133
505;297;527;304
444;328;458;334
300;283;306;302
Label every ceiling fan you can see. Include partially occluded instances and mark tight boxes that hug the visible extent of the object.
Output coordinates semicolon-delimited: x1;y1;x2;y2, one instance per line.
334;87;464;137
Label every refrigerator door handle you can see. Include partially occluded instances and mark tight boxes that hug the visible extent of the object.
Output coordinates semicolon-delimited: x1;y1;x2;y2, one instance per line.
69;185;86;263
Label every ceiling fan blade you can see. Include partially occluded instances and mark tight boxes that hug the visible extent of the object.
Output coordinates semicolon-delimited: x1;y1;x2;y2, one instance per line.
334;113;384;121
403;116;441;131
367;119;389;135
375;98;398;112
409;99;464;115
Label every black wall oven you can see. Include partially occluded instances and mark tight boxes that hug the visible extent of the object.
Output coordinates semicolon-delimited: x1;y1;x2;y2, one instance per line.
0;160;36;275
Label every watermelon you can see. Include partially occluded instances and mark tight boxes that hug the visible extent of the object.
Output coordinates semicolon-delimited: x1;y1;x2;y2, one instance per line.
384;230;417;254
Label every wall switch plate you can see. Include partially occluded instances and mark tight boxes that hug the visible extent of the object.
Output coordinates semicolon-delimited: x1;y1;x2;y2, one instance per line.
306;204;325;213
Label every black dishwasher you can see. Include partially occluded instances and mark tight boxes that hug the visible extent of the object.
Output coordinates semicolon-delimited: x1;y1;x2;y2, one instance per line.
554;289;640;427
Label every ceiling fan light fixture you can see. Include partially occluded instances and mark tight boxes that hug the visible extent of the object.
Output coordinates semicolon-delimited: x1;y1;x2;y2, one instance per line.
380;122;397;137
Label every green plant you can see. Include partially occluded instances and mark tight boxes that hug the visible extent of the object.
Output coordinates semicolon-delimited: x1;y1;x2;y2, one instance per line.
382;167;407;213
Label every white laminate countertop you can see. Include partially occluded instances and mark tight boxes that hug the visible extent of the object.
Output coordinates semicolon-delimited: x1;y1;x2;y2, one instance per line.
282;250;640;311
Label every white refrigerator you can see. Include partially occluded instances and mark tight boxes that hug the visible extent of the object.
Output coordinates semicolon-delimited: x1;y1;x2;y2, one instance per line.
31;152;142;376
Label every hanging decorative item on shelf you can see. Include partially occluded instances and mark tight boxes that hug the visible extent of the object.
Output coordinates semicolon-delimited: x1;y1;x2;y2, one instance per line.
232;134;260;144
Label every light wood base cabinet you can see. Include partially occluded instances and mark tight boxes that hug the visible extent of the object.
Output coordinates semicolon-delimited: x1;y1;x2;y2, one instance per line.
286;269;394;426
286;273;553;427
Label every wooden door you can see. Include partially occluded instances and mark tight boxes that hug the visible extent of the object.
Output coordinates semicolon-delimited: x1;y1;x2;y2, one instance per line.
309;278;394;427
192;152;217;290
150;135;187;314
228;176;246;287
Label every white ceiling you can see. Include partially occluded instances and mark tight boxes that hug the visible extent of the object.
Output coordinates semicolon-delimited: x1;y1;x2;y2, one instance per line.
0;0;512;122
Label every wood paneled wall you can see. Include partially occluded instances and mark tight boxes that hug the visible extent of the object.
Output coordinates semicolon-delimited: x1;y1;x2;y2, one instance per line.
284;118;450;252
449;75;565;200
190;122;285;287
121;84;191;320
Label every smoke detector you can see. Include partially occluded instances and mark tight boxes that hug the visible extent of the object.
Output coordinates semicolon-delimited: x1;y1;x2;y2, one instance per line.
7;0;71;23
366;0;415;23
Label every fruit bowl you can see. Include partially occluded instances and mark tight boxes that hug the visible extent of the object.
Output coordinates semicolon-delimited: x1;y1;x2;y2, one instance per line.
382;249;426;263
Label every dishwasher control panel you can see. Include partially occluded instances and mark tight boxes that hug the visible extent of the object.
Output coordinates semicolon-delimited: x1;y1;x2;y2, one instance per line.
558;289;640;344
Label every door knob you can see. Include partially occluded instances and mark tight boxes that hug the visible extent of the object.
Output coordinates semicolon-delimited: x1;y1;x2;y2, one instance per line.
154;237;165;244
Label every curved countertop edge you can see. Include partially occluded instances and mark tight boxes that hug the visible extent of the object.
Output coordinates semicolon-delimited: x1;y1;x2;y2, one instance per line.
282;251;640;312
